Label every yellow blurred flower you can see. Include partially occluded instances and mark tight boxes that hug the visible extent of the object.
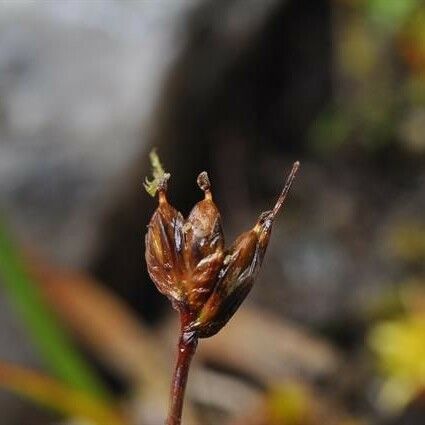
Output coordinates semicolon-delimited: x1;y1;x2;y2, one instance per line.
368;314;425;411
267;384;310;425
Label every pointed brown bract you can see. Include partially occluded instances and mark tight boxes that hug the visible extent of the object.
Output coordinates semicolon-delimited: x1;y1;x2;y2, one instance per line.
192;219;270;337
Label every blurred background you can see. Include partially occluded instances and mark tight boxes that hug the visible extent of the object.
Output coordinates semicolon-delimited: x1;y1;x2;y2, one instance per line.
0;0;425;424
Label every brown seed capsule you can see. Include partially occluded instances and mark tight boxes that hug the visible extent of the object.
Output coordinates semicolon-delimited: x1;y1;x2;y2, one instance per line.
191;161;300;337
145;151;299;336
183;172;224;312
145;170;224;319
145;176;186;306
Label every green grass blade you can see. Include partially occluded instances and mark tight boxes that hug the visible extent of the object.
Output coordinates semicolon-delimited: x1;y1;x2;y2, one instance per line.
0;218;108;399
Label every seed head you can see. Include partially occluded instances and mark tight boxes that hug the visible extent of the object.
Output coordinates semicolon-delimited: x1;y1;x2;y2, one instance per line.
145;151;299;336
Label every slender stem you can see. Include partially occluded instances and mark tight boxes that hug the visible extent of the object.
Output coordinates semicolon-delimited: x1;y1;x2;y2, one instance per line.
166;328;198;425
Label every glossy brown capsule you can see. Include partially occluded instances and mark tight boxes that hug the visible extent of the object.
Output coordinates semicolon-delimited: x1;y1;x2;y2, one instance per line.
145;154;299;336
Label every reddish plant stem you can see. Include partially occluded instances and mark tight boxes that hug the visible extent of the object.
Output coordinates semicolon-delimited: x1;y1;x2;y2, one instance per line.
166;327;198;425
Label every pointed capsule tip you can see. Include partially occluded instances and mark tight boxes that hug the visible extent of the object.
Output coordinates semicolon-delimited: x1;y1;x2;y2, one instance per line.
197;172;212;198
158;173;171;191
271;161;300;218
157;173;171;204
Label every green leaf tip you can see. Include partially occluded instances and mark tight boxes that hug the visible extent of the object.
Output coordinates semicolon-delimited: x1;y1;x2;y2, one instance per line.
144;149;170;197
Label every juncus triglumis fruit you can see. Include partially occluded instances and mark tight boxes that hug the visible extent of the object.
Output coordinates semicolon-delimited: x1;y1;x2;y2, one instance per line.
145;150;299;337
